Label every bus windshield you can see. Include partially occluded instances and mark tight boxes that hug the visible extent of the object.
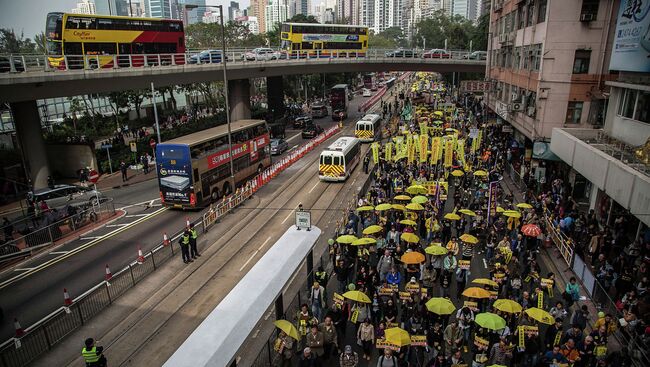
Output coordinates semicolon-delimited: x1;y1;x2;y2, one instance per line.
46;13;63;40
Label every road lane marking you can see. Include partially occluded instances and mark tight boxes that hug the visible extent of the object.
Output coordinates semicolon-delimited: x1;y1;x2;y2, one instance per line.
49;251;69;255
482;258;488;269
286;132;302;142
281;205;299;224
258;236;272;251
308;182;319;193
0;207;167;290
239;250;259;271
106;223;130;227
80;235;105;240
117;198;160;211
251;329;260;338
14;268;35;272
125;214;150;218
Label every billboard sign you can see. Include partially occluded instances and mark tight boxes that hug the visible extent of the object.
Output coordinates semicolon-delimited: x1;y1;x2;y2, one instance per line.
609;1;650;72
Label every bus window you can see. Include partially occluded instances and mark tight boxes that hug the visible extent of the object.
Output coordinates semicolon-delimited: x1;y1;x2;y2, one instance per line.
301;42;312;49
193;168;199;183
118;43;131;54
292;43;300;50
333;156;341;166
84;43;116;55
64;42;82;55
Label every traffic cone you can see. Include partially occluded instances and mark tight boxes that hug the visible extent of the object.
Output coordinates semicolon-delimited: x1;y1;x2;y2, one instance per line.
163;232;170;246
104;264;112;281
137;247;144;264
14;318;24;337
63;288;72;306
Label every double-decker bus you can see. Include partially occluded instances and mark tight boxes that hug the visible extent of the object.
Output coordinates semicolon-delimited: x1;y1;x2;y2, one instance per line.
362;74;375;89
355;114;382;143
330;84;349;111
280;23;368;58
155;120;271;209
318;137;361;181
46;12;185;69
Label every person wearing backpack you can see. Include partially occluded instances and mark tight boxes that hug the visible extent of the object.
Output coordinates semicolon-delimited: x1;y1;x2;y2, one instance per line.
376;348;398;367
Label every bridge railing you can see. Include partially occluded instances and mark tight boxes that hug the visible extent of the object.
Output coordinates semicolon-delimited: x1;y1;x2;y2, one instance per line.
0;48;478;73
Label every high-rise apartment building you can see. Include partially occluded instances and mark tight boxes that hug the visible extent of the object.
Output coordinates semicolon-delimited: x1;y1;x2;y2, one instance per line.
371;0;402;33
145;0;176;18
228;1;241;21
265;0;289;32
179;0;206;24
250;0;268;33
237;15;260;34
95;0;130;15
72;0;96;14
451;0;478;21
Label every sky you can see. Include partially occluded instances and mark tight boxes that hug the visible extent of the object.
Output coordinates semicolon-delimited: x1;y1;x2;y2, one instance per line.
0;0;250;40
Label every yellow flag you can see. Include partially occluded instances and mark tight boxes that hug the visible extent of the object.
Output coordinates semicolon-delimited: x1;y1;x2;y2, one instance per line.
419;134;428;163
456;139;465;166
408;138;416;164
444;138;454;167
385;142;393;161
430;137;441;165
413;134;419;153
371;142;380;164
471;137;478;154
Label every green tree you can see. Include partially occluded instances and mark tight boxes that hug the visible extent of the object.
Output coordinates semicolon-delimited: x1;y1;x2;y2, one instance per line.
414;10;478;50
67;97;84;133
0;28;37;53
379;27;407;47
470;14;489;51
125;89;151;120
368;30;397;49
34;31;46;54
265;23;281;48
287;14;319;23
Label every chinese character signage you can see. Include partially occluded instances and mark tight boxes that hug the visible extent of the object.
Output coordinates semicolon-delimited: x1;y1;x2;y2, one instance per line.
610;0;650;72
460;80;491;93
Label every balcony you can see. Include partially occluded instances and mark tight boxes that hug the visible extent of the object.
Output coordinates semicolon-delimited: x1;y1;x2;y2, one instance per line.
551;128;650;226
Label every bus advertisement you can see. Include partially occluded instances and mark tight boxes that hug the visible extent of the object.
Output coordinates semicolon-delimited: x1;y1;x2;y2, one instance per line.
280;23;368;58
155;120;271;209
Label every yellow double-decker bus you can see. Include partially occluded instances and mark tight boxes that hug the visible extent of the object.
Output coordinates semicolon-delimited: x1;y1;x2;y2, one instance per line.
280;23;368;58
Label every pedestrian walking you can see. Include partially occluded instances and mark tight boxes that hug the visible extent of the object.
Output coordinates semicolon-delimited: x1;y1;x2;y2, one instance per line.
363;154;370;174
82;338;107;367
179;230;192;263
189;223;200;259
309;281;325;322
339;345;359;367
120;161;128;182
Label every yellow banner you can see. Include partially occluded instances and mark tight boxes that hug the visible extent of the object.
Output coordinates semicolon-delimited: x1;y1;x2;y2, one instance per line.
408;137;416;164
537;291;544;309
371;142;380;164
413;134;419;153
419;134;428;163
378;287;394;296
471;137;478;154
333;293;344;306
474;336;489;348
351;308;359;324
457;139;466;166
444;139;454;167
412;180;448;196
459;260;470;269
399;291;412;301
376;340;400;351
463;301;478;309
410;335;427;346
518;326;525;348
385;142;393;161
430;137;441;165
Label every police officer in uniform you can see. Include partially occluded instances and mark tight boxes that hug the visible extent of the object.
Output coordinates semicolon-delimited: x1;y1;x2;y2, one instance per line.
189;223;200;259
180;230;192;263
82;338;106;367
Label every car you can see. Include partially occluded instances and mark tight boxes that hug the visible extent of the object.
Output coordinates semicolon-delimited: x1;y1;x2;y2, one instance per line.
311;104;329;118
332;108;348;121
301;124;324;139
422;49;451;59
362;88;372;97
27;184;106;211
464;51;487;60
385;49;418;58
243;48;279;61
270;138;289;155
293;116;313;129
188;50;226;64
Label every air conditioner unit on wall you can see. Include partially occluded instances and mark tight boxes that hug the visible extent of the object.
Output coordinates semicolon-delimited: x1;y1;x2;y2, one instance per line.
510;102;523;112
511;92;521;102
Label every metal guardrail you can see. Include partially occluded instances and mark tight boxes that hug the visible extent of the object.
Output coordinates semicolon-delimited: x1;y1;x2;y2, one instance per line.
0;125;341;367
542;210;575;268
0;200;116;265
0;49;478;74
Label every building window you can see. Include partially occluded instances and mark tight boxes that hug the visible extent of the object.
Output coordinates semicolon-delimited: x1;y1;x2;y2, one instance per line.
580;0;599;20
527;1;535;26
635;91;649;123
517;4;525;29
538;0;548;23
619;89;637;118
572;50;591;74
514;47;521;69
566;101;584;124
531;44;542;71
522;46;529;69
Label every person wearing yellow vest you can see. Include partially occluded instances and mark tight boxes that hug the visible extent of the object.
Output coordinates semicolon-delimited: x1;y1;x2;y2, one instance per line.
179;230;192;264
189;223;200;259
82;338;106;367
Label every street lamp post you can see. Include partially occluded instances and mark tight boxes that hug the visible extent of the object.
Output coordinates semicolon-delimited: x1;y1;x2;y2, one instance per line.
184;4;235;184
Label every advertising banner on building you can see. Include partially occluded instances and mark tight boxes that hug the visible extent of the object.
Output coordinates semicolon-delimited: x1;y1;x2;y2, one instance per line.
610;1;650;72
459;80;491;93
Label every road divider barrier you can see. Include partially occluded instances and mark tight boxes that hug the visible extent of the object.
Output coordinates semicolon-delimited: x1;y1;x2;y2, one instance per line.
359;86;387;113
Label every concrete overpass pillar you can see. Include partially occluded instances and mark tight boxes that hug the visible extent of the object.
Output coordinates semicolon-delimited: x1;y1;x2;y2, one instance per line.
11;100;50;190
228;79;251;121
266;76;285;121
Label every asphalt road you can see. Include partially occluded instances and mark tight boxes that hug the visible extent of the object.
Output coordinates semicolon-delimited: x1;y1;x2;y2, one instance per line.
0;90;382;341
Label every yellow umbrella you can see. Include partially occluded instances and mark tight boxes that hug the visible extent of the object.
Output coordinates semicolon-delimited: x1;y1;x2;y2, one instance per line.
425;297;456;315
425;244;448;256
401;251;425;264
451;170;464;177
362;225;383;235
406;185;427;195
516;203;533;209
385;327;411;347
352;237;377;246
406;203;424;211
459;233;479;244
444;213;460;221
411;195;428;204
473;170;488;177
400;219;417;226
394;194;411;201
336;235;358;244
475;312;507;330
434;111;443;116
343;290;371;303
496;206;505;213
493;299;523;314
525;307;554;325
462;287;492;299
356;205;375;212
392;204;407;211
503;210;522;218
472;278;498;287
274;320;301;340
375;203;393;211
401;233;420;243
433;120;444;125
459;209;476;217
